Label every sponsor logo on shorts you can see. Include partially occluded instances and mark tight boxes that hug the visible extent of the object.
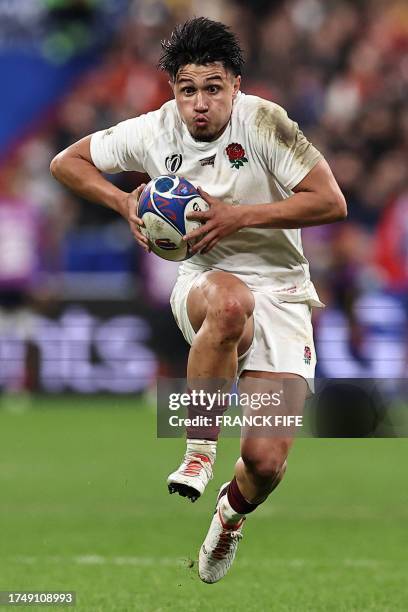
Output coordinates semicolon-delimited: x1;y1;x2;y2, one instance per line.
304;345;312;365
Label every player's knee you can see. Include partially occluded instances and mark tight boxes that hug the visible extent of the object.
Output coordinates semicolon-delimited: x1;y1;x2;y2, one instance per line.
207;294;249;343
242;455;281;482
241;444;289;482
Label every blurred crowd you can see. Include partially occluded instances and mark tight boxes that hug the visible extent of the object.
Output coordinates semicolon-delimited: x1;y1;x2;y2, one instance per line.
0;0;407;388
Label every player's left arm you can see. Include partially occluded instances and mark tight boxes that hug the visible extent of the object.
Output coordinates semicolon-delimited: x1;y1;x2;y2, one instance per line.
185;158;346;254
243;157;347;228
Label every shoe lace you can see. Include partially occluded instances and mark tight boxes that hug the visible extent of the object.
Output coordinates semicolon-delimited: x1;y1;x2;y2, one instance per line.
211;529;243;560
181;453;213;479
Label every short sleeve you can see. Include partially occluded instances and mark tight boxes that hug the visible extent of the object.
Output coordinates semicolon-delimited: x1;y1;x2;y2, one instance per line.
255;102;322;191
90;115;149;174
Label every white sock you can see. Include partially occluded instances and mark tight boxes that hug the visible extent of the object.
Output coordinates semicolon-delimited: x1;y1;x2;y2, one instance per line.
219;494;244;525
187;439;217;462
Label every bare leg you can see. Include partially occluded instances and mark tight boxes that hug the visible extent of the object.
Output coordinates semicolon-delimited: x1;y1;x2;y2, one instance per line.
184;271;255;440
186;270;254;382
198;373;309;585
234;372;307;504
167;271;255;500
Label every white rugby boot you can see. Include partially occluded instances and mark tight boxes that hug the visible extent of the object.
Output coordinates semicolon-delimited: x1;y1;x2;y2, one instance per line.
167;440;215;502
198;482;245;583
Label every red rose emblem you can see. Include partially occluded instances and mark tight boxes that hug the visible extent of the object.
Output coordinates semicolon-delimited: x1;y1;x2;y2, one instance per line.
304;345;312;364
226;143;248;169
226;143;244;160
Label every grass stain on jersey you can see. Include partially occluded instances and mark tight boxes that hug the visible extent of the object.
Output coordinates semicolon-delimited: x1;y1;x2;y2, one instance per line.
255;102;296;149
255;101;322;166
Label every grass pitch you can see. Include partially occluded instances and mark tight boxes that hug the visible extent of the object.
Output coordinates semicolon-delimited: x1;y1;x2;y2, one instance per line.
0;395;407;611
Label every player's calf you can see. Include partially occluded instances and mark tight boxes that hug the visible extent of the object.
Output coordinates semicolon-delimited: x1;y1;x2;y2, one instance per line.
238;438;290;503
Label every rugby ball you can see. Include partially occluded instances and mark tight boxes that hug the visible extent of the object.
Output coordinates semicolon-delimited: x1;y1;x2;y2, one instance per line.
137;175;209;261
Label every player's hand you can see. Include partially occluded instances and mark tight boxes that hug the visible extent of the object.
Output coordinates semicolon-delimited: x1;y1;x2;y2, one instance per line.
184;187;244;254
127;184;150;252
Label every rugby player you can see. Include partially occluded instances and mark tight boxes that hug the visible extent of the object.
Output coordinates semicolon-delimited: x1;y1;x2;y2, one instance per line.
50;17;347;583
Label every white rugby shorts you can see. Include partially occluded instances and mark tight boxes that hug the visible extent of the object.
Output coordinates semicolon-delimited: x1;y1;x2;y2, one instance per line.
170;270;317;390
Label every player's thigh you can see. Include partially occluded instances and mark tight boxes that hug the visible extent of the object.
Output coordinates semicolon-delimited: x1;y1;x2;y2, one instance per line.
186;270;255;353
238;371;308;462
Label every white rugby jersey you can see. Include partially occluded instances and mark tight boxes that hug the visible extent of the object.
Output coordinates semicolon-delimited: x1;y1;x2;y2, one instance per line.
90;92;323;305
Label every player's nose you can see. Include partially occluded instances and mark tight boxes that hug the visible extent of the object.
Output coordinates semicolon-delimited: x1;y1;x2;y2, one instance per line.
194;91;209;112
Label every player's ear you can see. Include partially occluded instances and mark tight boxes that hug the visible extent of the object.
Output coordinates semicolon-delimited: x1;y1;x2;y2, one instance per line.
168;79;175;95
232;75;241;98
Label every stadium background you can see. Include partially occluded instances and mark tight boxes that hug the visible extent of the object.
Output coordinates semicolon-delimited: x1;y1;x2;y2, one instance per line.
0;1;407;610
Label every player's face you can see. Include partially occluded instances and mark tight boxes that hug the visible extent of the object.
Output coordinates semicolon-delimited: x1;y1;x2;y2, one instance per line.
172;63;241;142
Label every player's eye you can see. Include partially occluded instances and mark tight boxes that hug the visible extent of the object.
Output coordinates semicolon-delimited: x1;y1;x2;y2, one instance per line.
208;85;220;94
181;87;195;95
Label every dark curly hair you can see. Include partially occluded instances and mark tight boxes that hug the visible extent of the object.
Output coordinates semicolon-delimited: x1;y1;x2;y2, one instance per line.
159;17;244;80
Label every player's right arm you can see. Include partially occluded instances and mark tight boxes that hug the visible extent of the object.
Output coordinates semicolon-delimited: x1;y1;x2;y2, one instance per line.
50;135;149;251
